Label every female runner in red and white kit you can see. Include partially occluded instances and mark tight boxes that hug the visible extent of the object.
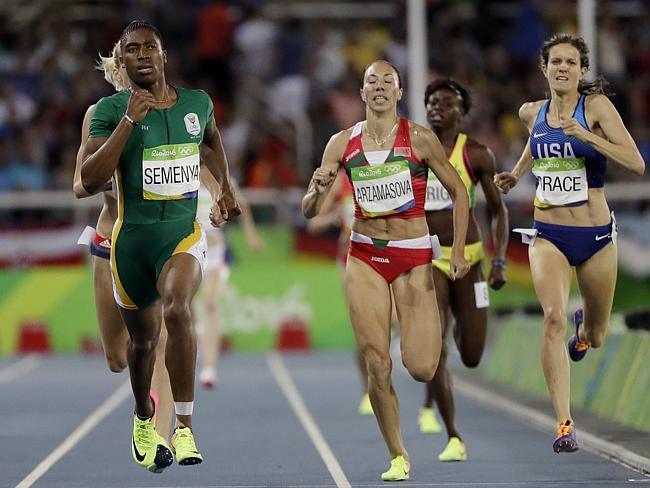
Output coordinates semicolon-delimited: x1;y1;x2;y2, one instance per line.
306;170;376;415
303;60;470;481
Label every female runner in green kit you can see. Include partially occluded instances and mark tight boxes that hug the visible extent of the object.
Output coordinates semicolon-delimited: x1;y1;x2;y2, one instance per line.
81;20;239;473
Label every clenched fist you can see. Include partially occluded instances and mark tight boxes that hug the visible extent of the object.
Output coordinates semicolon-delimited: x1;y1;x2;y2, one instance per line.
560;117;590;142
125;89;157;123
310;168;337;194
494;172;518;194
450;251;470;281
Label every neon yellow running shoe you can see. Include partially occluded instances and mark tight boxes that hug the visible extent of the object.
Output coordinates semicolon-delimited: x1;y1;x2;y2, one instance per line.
358;393;374;416
131;414;173;473
381;455;410;481
438;437;467;462
418;408;441;433
171;426;203;465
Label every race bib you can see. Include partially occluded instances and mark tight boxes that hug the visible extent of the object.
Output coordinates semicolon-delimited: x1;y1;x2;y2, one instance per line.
474;281;490;308
351;160;415;217
424;170;452;211
532;157;587;207
142;143;200;200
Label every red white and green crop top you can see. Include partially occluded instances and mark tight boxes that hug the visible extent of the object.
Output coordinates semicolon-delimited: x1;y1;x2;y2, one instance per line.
341;118;428;220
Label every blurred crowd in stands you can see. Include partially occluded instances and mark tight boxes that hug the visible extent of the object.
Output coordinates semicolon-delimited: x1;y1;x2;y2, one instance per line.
0;0;649;195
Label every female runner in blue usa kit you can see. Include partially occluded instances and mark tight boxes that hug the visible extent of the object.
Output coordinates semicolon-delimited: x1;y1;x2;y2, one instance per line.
495;33;644;453
303;60;470;481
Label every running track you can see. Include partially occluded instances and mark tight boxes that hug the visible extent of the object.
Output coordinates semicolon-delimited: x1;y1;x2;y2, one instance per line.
1;352;648;488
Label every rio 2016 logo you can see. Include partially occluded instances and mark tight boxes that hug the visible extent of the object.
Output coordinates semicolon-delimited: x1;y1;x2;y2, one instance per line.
358;168;382;178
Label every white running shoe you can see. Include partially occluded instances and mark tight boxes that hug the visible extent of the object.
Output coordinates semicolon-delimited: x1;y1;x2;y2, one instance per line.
199;367;218;389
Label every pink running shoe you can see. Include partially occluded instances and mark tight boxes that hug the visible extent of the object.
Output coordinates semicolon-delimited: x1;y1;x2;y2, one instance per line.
150;390;159;424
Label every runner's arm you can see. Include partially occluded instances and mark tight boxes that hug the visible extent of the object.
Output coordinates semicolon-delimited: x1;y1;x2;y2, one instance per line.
74;106;97;198
307;172;345;234
202;117;242;220
417;128;469;247
80;126;133;195
81;91;155;194
473;144;508;289
414;125;469;280
576;95;644;175
202;116;235;192
302;132;345;219
233;183;263;251
494;102;537;193
200;169;222;202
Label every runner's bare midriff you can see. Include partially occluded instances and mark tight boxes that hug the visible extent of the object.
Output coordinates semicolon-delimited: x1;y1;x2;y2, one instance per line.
96;192;118;238
352;215;429;240
534;189;611;227
425;210;480;246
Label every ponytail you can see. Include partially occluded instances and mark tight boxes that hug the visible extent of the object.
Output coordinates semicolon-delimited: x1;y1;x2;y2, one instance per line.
578;76;614;97
96;41;126;92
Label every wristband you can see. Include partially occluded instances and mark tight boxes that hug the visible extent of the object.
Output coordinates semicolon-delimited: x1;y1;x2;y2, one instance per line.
491;258;506;269
123;113;137;126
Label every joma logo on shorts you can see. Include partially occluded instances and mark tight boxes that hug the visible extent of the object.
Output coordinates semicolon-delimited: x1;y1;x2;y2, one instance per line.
371;256;389;263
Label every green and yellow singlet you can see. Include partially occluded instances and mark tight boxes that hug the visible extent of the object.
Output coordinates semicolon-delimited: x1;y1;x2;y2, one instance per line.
88;87;213;309
424;133;477;211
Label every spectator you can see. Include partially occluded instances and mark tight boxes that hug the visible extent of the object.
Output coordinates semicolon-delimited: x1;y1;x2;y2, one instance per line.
0;0;647;202
196;1;235;100
233;6;278;82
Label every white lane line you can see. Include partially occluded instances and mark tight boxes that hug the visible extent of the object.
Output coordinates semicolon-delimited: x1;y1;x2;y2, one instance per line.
15;380;131;488
454;376;650;476
268;352;352;488
145;480;650;488
0;355;41;384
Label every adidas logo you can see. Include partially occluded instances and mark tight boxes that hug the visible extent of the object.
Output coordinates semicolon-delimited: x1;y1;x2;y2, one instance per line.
98;239;111;248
